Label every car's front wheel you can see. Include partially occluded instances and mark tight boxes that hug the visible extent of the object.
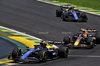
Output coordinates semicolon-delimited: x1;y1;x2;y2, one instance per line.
38;50;47;62
12;48;22;61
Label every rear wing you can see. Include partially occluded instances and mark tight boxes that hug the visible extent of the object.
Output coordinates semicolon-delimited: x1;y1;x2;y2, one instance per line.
80;29;98;36
60;6;69;9
47;41;64;45
80;28;98;33
59;6;69;11
59;6;80;12
87;29;97;32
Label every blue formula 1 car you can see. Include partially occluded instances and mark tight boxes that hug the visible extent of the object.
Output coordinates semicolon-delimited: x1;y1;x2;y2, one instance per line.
8;41;68;62
56;6;88;22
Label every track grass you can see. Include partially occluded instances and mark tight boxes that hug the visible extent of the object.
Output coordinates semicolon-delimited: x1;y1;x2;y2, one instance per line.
55;0;100;10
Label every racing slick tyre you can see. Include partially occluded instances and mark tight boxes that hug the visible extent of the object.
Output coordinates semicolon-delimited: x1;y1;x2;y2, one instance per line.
38;51;47;62
8;53;11;59
61;13;69;21
12;48;22;61
96;34;100;44
80;12;88;22
63;36;70;44
56;8;62;17
58;47;68;58
87;38;95;49
79;17;87;22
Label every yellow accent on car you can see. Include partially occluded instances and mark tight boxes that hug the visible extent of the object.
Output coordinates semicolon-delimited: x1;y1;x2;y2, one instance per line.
74;41;79;46
65;9;68;11
46;43;54;49
46;43;56;50
46;45;53;49
64;48;67;57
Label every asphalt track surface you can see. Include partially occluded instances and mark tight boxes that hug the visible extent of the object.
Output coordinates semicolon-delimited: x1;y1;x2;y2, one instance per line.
0;0;100;66
0;37;17;59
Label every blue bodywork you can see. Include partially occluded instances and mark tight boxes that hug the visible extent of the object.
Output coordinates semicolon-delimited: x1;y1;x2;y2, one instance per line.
21;45;43;60
72;12;78;19
66;10;79;20
21;45;57;60
21;48;40;59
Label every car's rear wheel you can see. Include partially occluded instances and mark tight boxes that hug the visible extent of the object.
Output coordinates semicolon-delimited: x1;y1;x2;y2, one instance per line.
79;17;87;22
87;38;95;49
96;34;100;44
80;12;88;22
59;47;68;58
63;36;70;44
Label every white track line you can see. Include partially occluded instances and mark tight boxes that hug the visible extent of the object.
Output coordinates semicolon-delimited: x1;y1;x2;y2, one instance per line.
37;0;100;16
0;26;42;40
69;55;100;58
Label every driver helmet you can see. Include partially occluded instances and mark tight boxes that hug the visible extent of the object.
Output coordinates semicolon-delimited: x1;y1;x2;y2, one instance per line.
82;29;88;34
68;6;75;10
82;29;86;33
40;41;47;45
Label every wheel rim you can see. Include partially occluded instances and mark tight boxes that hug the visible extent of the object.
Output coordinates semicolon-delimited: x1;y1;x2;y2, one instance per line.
42;55;47;62
42;52;47;62
90;41;95;48
64;48;68;57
